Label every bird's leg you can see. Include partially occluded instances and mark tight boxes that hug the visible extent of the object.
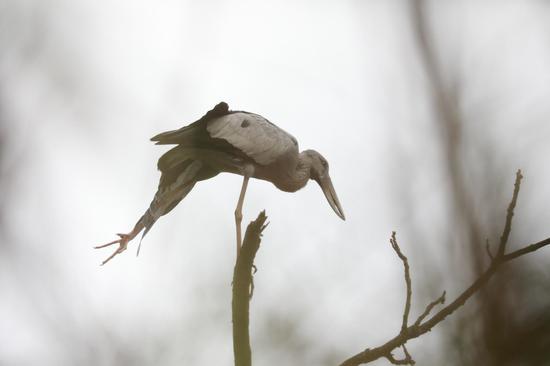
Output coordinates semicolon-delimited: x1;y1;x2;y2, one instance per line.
94;221;144;265
235;175;250;257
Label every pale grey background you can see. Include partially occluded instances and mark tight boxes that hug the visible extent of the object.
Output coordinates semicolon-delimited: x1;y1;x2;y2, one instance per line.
1;1;550;365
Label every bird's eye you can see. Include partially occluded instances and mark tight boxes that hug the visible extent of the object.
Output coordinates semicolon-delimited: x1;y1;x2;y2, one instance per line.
321;160;328;168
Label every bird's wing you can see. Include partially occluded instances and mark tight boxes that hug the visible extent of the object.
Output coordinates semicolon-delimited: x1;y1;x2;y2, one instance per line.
206;112;298;165
150;102;230;145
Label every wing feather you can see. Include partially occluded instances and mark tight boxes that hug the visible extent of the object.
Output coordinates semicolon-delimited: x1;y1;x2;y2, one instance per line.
206;112;298;165
151;102;229;145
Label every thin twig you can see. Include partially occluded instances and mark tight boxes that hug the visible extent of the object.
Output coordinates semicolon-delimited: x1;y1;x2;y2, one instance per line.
385;353;400;365
497;169;523;257
402;344;414;365
502;237;550;262
384;344;415;365
390;232;412;333
413;291;446;327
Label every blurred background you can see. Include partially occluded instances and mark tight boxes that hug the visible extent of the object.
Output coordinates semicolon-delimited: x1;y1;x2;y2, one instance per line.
1;0;550;365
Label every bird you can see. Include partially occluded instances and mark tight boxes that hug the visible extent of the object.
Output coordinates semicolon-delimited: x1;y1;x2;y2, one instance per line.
95;102;345;265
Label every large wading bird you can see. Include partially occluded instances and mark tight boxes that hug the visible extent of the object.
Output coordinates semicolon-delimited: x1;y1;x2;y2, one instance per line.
95;102;345;265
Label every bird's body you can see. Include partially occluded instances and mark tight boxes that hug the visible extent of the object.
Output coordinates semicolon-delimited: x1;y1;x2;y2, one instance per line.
96;102;344;265
154;108;303;189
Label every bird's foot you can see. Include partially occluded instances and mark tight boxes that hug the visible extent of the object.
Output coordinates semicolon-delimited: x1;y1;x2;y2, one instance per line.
94;233;132;265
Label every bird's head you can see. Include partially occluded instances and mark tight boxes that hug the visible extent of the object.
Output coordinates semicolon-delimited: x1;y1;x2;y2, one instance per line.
304;150;346;221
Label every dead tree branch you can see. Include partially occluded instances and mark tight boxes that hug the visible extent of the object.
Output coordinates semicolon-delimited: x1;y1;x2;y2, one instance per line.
339;170;550;366
390;232;412;335
232;211;269;366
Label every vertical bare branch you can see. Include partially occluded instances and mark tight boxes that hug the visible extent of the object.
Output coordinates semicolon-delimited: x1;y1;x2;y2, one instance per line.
390;232;412;334
232;211;268;366
496;169;523;257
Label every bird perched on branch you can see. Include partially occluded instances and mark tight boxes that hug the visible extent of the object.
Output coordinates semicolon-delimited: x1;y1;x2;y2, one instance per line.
95;102;345;265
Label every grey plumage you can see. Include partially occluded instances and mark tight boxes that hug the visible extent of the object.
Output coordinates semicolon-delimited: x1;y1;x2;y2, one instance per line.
96;101;345;265
207;112;298;165
142;103;297;236
137;159;202;238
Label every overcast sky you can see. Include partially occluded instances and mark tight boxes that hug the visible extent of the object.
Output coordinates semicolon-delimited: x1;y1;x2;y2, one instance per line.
1;1;550;365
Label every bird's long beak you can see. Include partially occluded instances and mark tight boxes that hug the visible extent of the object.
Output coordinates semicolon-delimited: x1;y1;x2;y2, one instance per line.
319;175;345;220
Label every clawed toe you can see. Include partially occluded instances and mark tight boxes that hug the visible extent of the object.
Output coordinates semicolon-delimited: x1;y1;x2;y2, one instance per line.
95;234;130;265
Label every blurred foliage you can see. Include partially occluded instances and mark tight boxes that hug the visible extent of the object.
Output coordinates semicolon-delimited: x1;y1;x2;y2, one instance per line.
407;1;550;365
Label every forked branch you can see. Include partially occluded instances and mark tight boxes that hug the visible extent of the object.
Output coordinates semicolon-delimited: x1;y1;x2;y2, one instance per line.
339;170;550;366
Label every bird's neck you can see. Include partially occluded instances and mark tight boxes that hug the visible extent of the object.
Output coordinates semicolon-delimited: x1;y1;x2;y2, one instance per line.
273;151;311;192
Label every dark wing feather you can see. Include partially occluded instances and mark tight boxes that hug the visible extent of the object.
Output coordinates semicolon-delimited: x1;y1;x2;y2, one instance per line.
151;101;253;167
151;101;229;145
159;145;246;179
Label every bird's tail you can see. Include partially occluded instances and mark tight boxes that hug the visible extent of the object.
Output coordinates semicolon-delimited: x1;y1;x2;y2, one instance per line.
134;160;203;255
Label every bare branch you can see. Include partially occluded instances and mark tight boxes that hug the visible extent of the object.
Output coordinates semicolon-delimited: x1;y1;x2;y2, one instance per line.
497;169;523;257
338;171;550;366
232;211;268;366
390;232;412;333
402;345;414;365
413;291;446;327
502;237;550;262
385;344;415;365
